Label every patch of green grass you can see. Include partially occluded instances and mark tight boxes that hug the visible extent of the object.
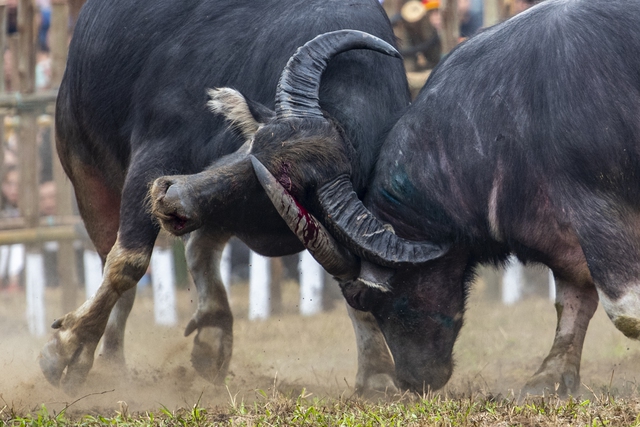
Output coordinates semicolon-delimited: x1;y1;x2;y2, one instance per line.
3;391;640;427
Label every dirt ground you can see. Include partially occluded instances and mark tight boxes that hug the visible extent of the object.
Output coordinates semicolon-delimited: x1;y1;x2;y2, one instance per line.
1;276;639;417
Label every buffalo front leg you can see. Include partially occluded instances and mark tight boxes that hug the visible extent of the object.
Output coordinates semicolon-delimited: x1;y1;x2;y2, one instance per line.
346;304;397;395
523;277;598;396
183;230;233;384
39;239;151;391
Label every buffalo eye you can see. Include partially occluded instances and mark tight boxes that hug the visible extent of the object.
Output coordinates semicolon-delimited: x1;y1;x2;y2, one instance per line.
340;281;377;312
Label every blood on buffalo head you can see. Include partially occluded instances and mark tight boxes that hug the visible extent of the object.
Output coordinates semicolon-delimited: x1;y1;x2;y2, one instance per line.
151;30;462;392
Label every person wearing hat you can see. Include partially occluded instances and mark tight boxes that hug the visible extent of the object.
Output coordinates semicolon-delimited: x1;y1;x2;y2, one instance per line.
423;0;441;32
399;0;441;71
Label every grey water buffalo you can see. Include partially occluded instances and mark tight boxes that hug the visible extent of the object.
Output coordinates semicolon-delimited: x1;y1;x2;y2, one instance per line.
158;0;640;395
41;0;409;393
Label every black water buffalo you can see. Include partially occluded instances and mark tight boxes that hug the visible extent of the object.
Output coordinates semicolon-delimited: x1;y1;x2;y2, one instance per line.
162;0;640;395
41;0;409;392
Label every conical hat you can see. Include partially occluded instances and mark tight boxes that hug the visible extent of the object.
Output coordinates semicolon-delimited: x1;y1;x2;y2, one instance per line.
424;0;440;10
401;0;426;23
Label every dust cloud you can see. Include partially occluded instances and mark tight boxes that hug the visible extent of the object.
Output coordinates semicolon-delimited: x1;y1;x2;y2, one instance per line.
1;280;640;417
0;282;359;416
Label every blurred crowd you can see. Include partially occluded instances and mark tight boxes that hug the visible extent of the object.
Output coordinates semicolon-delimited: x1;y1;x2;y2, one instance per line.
386;0;538;72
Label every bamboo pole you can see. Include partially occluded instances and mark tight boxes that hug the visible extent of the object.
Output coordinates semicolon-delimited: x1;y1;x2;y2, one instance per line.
440;0;459;55
0;90;57;108
53;128;79;313
0;1;6;181
17;0;42;314
483;0;505;27
0;214;81;229
8;35;18;92
17;0;35;94
50;0;67;88
0;1;7;94
0;224;79;245
51;0;77;313
18;115;38;227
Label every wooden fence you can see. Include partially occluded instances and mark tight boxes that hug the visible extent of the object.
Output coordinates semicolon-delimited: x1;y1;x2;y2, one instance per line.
0;0;82;321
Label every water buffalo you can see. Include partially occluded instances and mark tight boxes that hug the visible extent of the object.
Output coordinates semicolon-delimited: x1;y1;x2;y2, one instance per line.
166;0;640;395
41;0;409;393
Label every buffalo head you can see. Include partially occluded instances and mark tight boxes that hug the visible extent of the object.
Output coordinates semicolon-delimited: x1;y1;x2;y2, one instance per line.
151;30;464;392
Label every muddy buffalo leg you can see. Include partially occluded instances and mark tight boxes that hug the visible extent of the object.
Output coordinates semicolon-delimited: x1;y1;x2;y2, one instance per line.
182;229;233;384
522;276;598;396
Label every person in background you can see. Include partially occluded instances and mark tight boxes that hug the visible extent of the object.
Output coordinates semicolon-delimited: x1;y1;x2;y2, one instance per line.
425;0;441;32
4;0;17;92
398;0;441;71
459;0;483;39
1;165;19;218
39;180;56;217
36;0;51;52
36;49;51;91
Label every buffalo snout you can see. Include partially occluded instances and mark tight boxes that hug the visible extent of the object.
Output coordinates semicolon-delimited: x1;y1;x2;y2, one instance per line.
395;357;453;393
150;176;202;235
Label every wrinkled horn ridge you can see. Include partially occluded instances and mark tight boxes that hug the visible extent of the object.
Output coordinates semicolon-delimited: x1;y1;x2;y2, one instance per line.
318;175;449;266
275;30;401;119
250;156;360;280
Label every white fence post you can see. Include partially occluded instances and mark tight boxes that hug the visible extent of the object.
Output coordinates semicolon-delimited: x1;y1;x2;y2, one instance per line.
299;250;323;316
83;249;102;299
25;251;45;336
248;251;270;320
151;246;177;326
548;268;556;301
220;243;232;295
0;244;25;292
502;255;522;305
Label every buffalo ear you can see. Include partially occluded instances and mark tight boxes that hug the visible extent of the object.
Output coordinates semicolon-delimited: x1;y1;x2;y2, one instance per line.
207;87;274;140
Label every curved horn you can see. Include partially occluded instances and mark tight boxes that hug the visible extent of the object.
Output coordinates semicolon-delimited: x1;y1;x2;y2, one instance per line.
250;156;360;280
317;176;449;267
275;30;401;119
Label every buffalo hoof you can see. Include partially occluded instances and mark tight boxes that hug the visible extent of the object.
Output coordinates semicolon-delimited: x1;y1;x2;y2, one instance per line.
522;367;579;397
39;314;99;394
184;315;233;384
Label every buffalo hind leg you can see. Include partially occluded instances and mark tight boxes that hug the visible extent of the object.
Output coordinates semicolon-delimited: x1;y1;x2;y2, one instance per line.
346;304;397;395
573;205;640;346
183;229;233;384
522;276;598;396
